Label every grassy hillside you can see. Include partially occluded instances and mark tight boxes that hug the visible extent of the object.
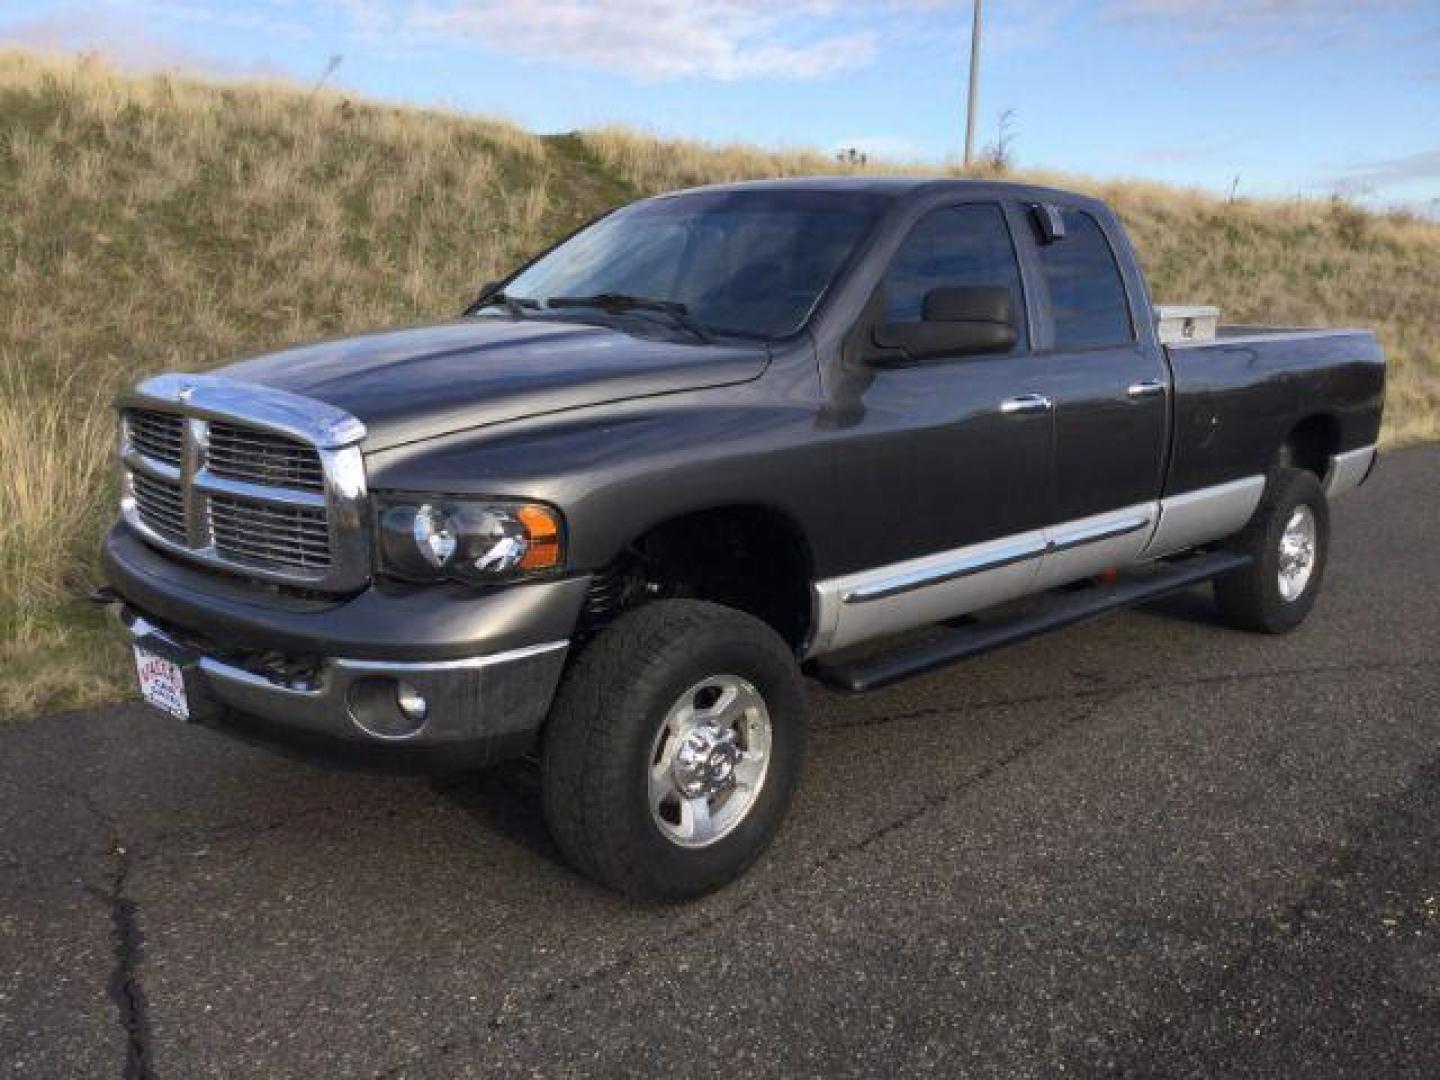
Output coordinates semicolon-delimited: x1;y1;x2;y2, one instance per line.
2;50;1437;717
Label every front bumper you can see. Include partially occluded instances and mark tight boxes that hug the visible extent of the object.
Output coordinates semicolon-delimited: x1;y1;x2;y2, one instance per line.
103;523;587;770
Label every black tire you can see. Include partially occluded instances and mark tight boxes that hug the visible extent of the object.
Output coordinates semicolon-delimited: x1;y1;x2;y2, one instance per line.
541;600;807;900
1214;466;1330;633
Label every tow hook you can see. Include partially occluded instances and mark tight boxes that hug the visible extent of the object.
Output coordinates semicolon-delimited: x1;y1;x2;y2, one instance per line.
88;585;120;607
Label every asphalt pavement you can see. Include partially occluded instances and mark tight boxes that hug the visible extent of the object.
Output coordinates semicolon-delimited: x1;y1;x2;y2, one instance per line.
3;446;1438;1079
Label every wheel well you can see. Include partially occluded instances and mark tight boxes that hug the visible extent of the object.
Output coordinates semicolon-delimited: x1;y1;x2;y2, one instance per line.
584;506;814;651
1278;415;1339;479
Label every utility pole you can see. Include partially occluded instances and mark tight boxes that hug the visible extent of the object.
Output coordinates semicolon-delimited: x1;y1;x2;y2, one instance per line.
963;0;983;169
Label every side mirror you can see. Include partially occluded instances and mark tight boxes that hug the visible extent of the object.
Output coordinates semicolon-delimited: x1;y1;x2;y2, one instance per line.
1032;204;1066;244
870;286;1018;363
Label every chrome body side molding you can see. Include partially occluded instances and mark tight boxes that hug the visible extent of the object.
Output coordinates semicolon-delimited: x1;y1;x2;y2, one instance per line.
1035;504;1157;591
807;476;1267;659
1324;444;1377;499
811;530;1046;656
840;533;1047;605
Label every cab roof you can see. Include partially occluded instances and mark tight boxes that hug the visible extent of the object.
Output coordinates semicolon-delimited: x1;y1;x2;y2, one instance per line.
663;175;1099;208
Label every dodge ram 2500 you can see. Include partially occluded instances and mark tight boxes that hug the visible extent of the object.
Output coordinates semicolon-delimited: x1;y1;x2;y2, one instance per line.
100;179;1384;898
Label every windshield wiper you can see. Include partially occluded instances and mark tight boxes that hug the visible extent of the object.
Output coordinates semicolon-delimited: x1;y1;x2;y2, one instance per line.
473;291;540;318
546;293;712;342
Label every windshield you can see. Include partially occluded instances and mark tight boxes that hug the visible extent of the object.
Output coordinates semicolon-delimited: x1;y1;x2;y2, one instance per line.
488;190;885;340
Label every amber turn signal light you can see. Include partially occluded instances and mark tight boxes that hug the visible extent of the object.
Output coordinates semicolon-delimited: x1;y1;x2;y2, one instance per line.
517;504;562;570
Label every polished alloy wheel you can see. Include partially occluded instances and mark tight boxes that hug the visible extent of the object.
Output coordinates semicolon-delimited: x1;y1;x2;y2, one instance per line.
648;674;772;849
1277;504;1318;602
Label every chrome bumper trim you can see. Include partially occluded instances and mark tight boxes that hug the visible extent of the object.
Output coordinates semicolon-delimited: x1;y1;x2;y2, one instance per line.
117;608;569;747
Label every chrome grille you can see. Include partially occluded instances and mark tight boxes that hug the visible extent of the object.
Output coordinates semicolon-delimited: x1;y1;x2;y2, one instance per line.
118;374;369;591
131;472;187;544
126;410;184;466
211;494;331;571
208;423;325;492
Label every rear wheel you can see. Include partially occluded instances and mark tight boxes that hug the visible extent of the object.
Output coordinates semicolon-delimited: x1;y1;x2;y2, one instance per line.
541;600;806;900
1214;466;1329;633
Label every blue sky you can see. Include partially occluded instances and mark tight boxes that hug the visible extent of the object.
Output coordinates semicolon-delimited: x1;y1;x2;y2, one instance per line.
3;1;1437;210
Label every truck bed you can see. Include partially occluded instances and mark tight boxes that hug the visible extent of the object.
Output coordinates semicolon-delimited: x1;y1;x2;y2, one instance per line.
1162;326;1384;495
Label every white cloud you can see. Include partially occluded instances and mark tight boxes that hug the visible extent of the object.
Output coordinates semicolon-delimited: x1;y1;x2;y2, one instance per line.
0;1;990;83
0;5;289;75
403;1;883;81
1103;0;1426;43
115;0;318;44
1132;137;1244;167
1331;146;1440;194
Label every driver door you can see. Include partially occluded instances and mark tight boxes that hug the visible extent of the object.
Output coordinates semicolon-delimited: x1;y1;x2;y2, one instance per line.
819;201;1055;651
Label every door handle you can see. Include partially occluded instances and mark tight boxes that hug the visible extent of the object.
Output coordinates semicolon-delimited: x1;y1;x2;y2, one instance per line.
1126;379;1165;399
999;393;1053;416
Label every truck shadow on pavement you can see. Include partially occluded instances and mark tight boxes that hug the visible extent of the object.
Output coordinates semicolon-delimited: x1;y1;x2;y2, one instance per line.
1131;584;1230;627
429;762;565;867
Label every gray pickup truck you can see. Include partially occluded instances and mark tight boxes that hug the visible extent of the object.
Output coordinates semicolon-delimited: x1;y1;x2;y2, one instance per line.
101;179;1384;898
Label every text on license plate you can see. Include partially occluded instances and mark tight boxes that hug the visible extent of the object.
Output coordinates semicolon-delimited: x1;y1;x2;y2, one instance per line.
134;645;189;721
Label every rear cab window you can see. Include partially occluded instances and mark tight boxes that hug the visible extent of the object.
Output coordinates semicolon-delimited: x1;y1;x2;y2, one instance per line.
1031;207;1134;349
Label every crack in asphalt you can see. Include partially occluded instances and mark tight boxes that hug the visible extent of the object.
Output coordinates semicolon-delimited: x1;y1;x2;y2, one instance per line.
0;795;409;879
368;653;1437;1076
142;795;403;852
8;660;1423;879
88;848;154;1080
808;705;1098;872
372;704;1102;1079
816;656;1434;735
16;655;1434;1080
60;786;155;1080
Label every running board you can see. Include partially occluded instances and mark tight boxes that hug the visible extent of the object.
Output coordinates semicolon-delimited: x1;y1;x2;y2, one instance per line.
810;551;1252;694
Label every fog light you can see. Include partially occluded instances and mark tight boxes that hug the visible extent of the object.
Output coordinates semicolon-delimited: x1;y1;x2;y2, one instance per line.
347;677;428;740
395;681;427;723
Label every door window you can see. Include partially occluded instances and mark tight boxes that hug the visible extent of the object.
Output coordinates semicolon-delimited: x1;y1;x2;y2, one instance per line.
1033;208;1134;349
883;203;1027;351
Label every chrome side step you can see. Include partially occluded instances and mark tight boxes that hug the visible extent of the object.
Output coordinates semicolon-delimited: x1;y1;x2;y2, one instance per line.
809;550;1252;694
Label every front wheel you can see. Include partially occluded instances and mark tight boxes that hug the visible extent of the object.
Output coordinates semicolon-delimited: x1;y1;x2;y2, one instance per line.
1214;466;1330;633
541;600;807;900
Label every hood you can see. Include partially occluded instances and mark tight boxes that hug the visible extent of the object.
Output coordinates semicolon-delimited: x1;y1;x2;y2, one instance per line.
217;318;770;450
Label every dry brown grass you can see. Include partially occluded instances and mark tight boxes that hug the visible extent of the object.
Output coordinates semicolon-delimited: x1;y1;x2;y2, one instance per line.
0;359;129;714
0;50;573;717
0;51;1436;717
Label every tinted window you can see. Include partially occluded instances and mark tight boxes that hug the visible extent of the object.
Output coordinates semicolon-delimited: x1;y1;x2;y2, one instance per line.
497;190;884;340
1034;208;1133;348
883;203;1026;350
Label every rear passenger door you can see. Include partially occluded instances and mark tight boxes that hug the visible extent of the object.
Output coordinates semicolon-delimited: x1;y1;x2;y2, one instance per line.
1024;204;1167;525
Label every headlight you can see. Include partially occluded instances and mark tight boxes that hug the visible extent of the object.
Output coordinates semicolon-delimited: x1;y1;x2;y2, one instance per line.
376;496;563;583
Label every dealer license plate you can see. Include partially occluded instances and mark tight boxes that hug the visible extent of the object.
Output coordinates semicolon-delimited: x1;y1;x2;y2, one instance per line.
134;645;190;721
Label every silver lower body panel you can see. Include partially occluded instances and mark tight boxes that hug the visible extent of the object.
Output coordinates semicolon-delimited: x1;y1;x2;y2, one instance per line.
1325;444;1377;498
809;444;1376;660
809;475;1265;659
